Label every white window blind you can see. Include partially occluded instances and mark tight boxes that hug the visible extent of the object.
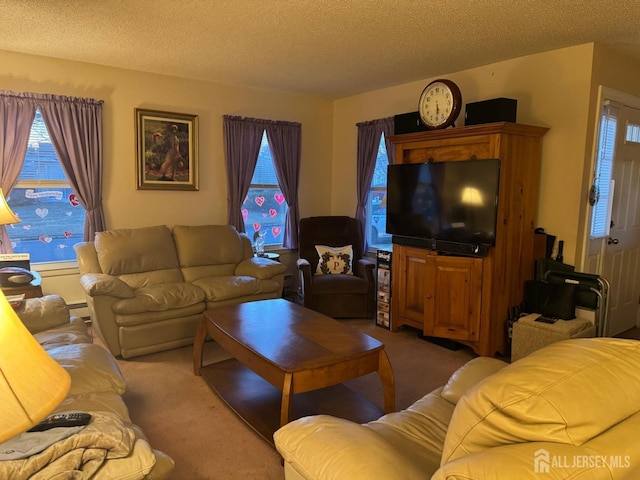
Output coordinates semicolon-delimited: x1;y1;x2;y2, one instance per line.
590;103;618;238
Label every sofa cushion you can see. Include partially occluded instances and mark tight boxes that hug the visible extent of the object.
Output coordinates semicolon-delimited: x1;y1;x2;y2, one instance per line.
56;391;132;423
442;338;640;464
46;343;127;396
95;225;181;280
311;273;369;294
112;282;205;315
35;317;93;348
172;224;245;268
193;275;260;301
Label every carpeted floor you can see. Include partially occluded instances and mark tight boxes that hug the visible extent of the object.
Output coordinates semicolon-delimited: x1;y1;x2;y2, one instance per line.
113;319;477;480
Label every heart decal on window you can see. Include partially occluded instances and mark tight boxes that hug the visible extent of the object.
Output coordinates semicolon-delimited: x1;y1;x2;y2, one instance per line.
69;194;80;207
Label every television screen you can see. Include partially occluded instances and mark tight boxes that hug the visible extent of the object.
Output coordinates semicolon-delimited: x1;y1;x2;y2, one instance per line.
386;159;500;246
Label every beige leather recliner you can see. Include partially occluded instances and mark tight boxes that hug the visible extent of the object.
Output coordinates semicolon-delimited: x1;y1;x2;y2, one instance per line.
274;337;640;480
75;224;286;359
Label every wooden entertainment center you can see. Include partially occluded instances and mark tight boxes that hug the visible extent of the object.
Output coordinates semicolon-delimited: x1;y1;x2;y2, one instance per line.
388;122;548;356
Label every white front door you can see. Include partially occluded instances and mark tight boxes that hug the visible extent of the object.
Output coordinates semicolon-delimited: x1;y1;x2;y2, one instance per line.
601;105;640;336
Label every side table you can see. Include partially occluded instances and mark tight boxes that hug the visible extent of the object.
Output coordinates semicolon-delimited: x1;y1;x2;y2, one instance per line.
511;313;595;362
1;270;43;299
256;252;280;262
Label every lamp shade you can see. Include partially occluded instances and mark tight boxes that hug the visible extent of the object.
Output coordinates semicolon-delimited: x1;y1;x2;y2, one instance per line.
0;291;70;442
0;189;19;226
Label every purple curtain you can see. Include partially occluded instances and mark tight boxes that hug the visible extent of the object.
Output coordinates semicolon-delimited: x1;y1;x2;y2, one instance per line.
355;117;394;250
37;94;105;240
223;115;264;231
266;120;301;249
0;92;37;252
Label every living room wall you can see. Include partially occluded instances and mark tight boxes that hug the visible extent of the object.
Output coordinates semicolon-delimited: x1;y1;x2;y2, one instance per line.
0;48;334;303
331;43;596;268
4;43;640;305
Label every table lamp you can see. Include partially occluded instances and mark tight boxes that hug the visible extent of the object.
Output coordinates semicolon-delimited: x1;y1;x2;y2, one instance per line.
0;290;70;442
0;188;20;225
0;188;20;253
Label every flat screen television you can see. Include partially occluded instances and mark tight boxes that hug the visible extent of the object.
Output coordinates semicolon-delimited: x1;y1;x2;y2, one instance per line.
386;159;500;253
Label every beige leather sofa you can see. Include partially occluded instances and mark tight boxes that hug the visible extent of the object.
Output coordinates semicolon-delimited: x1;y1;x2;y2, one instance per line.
75;224;287;359
274;337;640;480
0;295;174;479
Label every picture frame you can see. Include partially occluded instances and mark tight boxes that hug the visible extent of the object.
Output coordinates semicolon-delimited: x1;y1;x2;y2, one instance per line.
135;108;199;191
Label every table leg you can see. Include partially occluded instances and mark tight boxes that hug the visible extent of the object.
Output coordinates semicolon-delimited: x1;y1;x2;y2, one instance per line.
193;317;207;376
280;372;293;427
377;349;395;413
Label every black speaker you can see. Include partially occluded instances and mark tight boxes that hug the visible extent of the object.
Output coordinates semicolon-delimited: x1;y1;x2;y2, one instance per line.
464;98;517;126
393;111;428;135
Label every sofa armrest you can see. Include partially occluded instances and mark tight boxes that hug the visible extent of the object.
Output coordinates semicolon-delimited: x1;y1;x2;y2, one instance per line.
440;357;508;404
296;258;311;272
296;258;313;302
79;273;135;298
235;257;287;279
274;415;426;480
15;295;71;334
355;257;375;282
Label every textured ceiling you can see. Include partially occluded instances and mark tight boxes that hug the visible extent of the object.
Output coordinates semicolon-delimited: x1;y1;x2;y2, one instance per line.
1;1;640;98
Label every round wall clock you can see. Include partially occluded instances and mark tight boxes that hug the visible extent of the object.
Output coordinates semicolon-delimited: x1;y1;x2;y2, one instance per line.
418;79;462;129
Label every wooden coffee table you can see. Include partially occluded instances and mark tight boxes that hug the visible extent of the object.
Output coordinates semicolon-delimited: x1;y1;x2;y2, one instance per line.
193;298;395;442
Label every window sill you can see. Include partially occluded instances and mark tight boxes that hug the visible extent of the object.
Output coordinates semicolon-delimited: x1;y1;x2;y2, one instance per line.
32;261;79;276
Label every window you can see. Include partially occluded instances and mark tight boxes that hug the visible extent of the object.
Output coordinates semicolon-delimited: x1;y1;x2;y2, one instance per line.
6;109;86;263
244;131;288;248
625;121;640;144
590;104;617;239
366;133;391;249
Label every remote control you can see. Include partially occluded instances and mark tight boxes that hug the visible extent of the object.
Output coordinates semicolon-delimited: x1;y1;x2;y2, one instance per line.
535;316;558;324
28;412;92;432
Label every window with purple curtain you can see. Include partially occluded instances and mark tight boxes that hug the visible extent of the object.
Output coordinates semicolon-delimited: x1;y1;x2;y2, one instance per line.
0;90;104;262
356;117;395;251
223;115;301;250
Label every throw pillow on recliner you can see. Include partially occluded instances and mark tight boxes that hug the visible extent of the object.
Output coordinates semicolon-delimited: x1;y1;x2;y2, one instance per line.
315;245;353;275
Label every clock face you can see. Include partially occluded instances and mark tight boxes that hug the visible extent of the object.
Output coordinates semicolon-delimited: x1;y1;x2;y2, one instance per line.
418;79;461;129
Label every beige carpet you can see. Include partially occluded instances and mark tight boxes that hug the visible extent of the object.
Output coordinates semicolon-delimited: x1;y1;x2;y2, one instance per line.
114;319;477;479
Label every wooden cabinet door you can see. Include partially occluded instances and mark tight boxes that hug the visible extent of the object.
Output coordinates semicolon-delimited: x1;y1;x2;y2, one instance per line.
424;255;483;341
392;246;432;329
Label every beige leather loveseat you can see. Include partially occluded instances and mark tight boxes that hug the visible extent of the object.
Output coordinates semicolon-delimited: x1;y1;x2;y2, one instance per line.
275;337;640;479
1;295;174;479
75;224;286;359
